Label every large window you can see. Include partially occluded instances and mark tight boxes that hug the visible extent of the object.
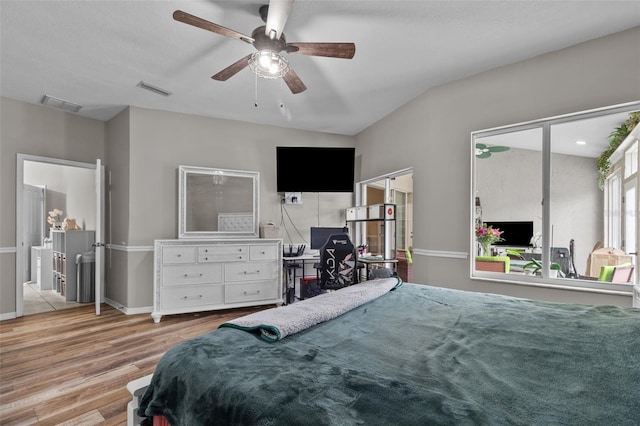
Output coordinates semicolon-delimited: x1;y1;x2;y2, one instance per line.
472;102;639;293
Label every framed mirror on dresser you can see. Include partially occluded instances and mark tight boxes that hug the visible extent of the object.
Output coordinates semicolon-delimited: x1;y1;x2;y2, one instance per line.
178;165;260;239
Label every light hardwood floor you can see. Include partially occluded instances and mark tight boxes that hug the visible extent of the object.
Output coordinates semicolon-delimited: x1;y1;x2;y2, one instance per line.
0;303;266;425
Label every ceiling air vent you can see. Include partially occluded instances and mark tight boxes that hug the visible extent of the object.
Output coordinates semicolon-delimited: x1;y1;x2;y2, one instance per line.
41;95;82;113
136;80;172;97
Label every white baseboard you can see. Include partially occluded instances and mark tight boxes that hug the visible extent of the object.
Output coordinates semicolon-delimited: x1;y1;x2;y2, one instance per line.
0;312;17;321
105;298;153;315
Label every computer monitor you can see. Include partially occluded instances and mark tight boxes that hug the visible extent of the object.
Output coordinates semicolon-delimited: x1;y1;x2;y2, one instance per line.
310;227;349;250
483;221;534;246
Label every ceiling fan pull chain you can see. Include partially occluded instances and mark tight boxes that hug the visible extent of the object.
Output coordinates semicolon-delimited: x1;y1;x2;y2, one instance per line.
254;72;258;107
279;78;285;109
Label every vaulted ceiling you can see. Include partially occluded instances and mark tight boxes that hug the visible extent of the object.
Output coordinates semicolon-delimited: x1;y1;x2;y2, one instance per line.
1;1;639;136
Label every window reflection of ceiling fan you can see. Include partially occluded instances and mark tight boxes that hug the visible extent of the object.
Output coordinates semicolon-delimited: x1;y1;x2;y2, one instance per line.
172;0;356;94
475;143;510;158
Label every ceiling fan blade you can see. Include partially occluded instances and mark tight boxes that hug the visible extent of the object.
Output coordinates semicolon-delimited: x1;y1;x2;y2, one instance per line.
476;152;492;159
173;10;254;44
283;68;307;94
286;42;356;59
488;146;510;153
212;54;252;81
265;0;295;40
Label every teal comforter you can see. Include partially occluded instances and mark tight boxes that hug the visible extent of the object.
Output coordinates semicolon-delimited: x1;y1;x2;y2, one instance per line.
139;283;640;425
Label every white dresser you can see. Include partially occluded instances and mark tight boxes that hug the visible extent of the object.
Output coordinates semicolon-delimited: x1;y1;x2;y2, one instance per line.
152;239;283;322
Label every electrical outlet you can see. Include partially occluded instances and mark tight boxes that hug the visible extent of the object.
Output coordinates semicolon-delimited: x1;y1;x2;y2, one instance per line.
284;192;302;205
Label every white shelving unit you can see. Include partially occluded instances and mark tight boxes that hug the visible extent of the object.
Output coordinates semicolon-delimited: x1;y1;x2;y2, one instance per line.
51;229;95;301
346;204;397;276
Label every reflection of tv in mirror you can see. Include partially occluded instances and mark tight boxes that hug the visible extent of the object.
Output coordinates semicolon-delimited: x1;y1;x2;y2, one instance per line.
483;221;533;246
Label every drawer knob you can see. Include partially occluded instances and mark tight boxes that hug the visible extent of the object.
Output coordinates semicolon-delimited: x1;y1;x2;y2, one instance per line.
177;254;182;257
243;270;260;275
205;257;209;261
243;290;260;296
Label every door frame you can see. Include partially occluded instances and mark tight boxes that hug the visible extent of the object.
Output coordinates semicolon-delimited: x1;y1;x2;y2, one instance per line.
355;167;414;252
22;184;46;283
15;154;102;317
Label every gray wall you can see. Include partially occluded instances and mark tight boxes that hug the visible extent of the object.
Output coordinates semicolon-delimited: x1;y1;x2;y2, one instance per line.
2;26;639;316
0;97;105;316
107;106;355;310
24;161;97;231
355;26;640;306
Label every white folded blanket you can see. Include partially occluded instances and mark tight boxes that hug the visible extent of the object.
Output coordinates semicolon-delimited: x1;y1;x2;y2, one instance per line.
220;277;402;342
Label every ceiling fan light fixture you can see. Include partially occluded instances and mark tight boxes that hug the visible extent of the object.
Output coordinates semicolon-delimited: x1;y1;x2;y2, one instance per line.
249;50;289;79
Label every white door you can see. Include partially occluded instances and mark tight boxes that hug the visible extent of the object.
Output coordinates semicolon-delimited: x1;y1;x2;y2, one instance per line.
95;159;105;315
22;184;45;282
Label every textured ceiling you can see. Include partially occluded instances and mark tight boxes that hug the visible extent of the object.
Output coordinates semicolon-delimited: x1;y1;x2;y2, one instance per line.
1;1;639;136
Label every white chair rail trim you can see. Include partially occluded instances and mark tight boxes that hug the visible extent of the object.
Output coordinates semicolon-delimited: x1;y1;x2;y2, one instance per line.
413;249;468;259
107;244;153;252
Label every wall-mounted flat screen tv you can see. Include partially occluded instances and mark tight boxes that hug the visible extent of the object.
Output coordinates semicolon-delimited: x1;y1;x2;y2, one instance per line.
483;221;534;246
276;146;355;193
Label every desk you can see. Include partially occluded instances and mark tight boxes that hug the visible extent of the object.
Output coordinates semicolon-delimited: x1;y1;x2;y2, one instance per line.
358;257;398;280
282;254;320;303
283;255;396;302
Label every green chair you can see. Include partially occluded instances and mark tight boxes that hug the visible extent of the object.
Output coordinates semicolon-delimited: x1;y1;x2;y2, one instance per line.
598;264;634;283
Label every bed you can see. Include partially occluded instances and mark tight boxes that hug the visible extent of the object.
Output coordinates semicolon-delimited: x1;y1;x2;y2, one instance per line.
137;278;640;425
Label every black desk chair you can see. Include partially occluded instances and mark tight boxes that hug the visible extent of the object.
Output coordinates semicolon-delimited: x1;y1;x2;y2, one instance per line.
318;234;358;290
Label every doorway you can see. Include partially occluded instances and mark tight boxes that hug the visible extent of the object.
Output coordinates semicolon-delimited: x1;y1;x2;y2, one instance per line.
16;155;103;316
356;168;414;280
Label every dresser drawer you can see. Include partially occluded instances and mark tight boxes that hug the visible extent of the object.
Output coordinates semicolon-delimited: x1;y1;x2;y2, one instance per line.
225;261;277;282
160;284;224;309
198;245;248;262
162;246;197;264
225;281;278;303
250;245;278;261
162;263;223;286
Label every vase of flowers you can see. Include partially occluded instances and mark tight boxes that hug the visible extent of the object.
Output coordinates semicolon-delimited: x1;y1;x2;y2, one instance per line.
476;223;504;256
47;209;64;229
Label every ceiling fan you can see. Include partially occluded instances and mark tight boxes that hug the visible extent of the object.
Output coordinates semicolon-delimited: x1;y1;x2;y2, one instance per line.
475;143;510;158
173;0;356;94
